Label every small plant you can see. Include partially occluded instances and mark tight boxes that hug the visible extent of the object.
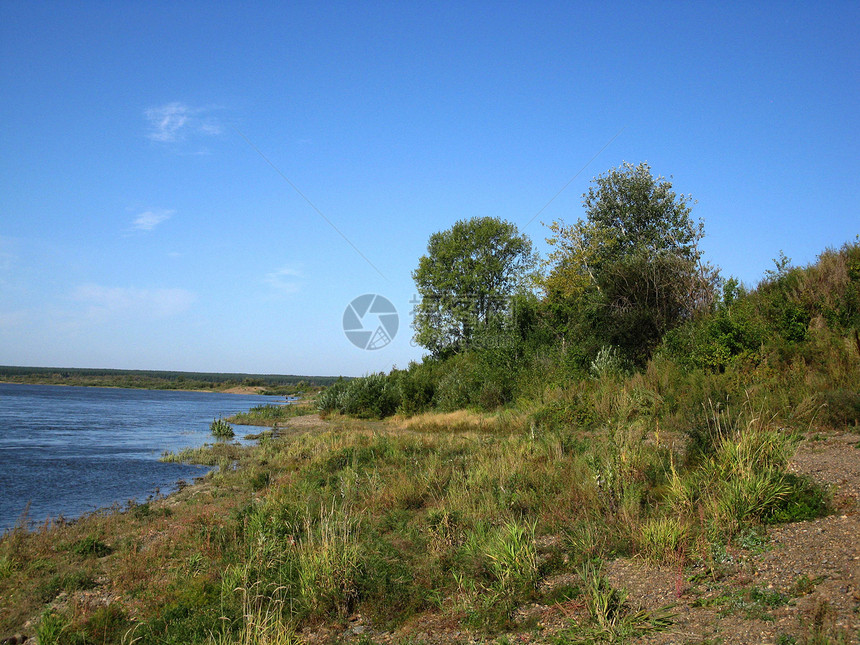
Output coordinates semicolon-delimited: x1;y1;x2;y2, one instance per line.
766;474;830;524
590;345;626;379
485;520;539;595
297;506;362;617
696;584;789;621
226;402;315;426
36;610;69;645
0;554;13;580
210;417;235;438
637;516;687;562
70;535;112;558
790;574;823;597
793;600;855;644
556;562;673;643
37;570;97;602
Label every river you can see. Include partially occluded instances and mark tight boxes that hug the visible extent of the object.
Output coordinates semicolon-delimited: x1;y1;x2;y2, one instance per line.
0;382;278;531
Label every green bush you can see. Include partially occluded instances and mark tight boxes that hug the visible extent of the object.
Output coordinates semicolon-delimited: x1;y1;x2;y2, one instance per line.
317;378;349;413
766;473;830;524
821;389;860;428
397;360;437;416
210;417;235;438
433;353;482;411
317;373;400;418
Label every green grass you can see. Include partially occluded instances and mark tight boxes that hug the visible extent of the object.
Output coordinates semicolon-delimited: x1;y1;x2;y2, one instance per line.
226;402;315;426
68;535;112;557
0;382;837;644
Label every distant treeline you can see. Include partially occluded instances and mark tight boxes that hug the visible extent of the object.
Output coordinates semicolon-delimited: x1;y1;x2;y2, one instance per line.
0;366;343;393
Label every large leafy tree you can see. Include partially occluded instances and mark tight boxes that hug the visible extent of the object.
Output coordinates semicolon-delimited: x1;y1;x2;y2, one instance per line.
544;162;719;364
412;217;536;356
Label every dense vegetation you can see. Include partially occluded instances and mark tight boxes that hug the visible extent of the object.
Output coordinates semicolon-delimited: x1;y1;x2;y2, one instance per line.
1;163;857;644
0;367;340;393
321;163;858;425
319;239;860;426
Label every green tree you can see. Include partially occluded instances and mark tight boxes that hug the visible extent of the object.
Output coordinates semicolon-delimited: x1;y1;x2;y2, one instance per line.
412;216;537;356
544;162;719;364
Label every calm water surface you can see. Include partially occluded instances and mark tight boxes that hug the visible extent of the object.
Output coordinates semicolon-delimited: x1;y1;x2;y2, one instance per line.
0;383;279;531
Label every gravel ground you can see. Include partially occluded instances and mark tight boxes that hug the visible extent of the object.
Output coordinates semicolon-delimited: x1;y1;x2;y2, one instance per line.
606;431;860;645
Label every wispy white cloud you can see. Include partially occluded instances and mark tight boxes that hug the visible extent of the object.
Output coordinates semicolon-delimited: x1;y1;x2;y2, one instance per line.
132;209;174;231
144;102;223;143
264;266;302;294
145;102;190;142
71;284;195;319
199;120;223;136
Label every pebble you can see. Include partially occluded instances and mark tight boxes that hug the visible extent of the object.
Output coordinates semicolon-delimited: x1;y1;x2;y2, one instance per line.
0;636;28;645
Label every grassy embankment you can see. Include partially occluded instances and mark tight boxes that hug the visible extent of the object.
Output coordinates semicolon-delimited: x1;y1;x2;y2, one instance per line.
0;374;850;644
1;243;858;644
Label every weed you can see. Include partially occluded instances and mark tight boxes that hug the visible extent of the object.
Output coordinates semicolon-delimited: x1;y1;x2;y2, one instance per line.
766;474;830;524
130;500;173;520
36;610;69;645
637;516;687;563
69;534;112;557
209;580;302;645
553;562;672;643
0;554;13;580
297;505;362;617
694;585;789;621
226;402;315;426
37;570;96;601
211;417;236;438
485;520;538;595
590;345;628;379
790;574;823;597
785;599;859;644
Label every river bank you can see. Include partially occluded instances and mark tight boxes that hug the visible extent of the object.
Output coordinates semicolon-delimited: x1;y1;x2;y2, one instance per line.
1;410;856;645
0;366;340;396
0;380;269;396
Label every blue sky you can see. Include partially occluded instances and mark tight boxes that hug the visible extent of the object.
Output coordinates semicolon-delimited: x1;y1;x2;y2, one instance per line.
1;2;857;377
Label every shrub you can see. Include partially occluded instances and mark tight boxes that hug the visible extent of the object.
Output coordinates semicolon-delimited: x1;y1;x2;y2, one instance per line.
317;378;349;414
317;373;400;418
210;417;235;438
590;345;627;379
821;389;860;428
397;360;437;416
